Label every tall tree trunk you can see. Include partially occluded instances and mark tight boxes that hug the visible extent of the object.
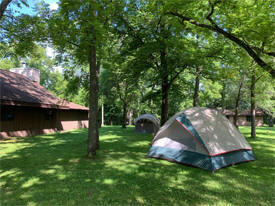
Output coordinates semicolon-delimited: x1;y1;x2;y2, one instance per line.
101;95;104;126
0;0;12;20
87;37;99;157
233;76;245;128
96;121;99;150
159;20;170;126
122;101;127;128
160;50;169;125
267;115;274;127
128;108;133;125
137;97;140;117
96;64;100;150
221;81;226;112
193;66;202;107
161;75;169;125
251;71;256;138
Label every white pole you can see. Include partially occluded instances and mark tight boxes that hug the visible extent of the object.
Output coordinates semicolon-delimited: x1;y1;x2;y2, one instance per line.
101;94;104;126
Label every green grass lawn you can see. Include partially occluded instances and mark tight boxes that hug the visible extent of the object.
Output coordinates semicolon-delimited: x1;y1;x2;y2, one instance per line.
0;126;274;206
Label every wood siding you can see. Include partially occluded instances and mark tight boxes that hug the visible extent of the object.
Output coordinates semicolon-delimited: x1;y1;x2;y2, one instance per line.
227;116;263;126
0;106;88;138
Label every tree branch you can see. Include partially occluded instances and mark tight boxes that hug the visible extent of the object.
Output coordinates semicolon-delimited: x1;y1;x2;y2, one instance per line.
120;16;144;45
168;65;187;86
155;16;162;33
206;0;221;21
150;53;160;72
264;51;275;57
251;46;275;57
165;11;275;78
0;0;12;20
66;40;80;48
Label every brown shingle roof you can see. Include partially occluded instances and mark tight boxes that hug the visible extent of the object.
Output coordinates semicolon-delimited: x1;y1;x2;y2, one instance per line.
0;69;88;110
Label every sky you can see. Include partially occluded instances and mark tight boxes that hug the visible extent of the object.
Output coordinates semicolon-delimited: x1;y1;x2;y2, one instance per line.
9;0;59;16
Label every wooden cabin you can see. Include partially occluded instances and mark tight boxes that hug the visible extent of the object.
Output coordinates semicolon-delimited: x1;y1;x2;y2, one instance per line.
0;69;89;138
222;109;264;126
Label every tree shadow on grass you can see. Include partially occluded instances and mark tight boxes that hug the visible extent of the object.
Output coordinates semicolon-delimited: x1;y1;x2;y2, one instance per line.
240;126;275;139
0;126;274;206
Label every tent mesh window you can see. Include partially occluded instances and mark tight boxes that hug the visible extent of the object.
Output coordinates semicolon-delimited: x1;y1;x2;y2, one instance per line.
153;121;208;155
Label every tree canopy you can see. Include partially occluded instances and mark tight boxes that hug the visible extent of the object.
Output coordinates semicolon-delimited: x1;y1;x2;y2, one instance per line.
1;0;274;155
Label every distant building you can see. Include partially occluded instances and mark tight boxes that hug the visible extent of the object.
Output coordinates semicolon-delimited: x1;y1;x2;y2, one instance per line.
0;68;89;138
222;109;264;126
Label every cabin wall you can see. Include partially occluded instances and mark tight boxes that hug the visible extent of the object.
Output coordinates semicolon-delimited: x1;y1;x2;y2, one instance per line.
227;115;263;126
236;116;263;126
0;105;88;138
58;110;88;131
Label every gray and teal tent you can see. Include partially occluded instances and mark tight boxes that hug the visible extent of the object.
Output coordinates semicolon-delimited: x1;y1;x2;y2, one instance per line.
147;107;256;172
134;114;160;134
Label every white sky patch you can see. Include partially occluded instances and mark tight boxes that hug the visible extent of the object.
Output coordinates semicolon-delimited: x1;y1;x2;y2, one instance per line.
46;46;54;58
49;2;58;10
53;66;63;73
46;46;63;73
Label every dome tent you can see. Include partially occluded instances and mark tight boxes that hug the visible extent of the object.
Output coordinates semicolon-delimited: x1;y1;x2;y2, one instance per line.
134;114;160;134
147;107;256;172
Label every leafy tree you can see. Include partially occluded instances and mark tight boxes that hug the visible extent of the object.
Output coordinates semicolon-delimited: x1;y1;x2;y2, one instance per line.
247;62;274;137
1;0;46;57
164;0;275;78
0;44;20;69
255;77;275;125
99;66;139;128
114;1;206;125
41;0;121;156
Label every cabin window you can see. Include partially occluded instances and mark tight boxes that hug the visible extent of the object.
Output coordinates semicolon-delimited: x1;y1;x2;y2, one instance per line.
246;116;251;122
45;110;54;120
1;108;14;121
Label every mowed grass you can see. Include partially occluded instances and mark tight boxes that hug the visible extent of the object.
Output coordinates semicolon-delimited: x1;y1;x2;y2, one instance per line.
0;126;274;206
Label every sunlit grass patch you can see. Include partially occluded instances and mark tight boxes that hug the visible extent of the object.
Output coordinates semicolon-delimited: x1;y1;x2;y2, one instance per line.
0;126;274;206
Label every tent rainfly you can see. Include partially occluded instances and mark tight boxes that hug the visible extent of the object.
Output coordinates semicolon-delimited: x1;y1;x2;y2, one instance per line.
134;114;160;134
147;107;256;172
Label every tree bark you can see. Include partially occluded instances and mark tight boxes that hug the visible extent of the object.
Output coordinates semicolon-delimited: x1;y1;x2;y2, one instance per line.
101;96;104;126
160;42;169;125
117;80;129;129
267;115;274;127
161;75;169;125
96;121;99;150
193;66;202;107
87;34;99;157
221;81;226;112
250;71;256;138
128;108;133;125
0;0;12;20
122;101;127;128
137;98;140;117
233;76;245;128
